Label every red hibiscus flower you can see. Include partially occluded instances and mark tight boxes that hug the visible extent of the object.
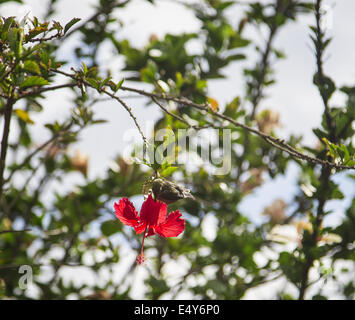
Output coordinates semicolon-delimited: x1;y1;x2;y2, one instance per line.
114;194;185;264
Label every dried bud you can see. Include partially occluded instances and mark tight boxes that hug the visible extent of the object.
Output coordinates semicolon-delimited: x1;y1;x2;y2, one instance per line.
149;34;159;43
118;157;131;175
262;199;287;224
84;290;111;300
70;150;89;176
256;110;281;135
240;168;264;195
238;17;248;34
152;179;194;205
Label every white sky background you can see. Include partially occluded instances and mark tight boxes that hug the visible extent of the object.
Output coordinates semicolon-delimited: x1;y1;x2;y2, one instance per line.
1;0;355;299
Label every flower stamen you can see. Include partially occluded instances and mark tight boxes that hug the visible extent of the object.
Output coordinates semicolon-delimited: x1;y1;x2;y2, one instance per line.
136;225;149;265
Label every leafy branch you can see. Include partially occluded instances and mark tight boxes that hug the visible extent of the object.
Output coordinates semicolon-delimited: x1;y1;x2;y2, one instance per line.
47;67;355;171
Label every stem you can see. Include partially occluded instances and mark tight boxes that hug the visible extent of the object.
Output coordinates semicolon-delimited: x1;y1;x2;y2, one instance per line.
298;167;331;300
140;225;149;255
298;0;337;299
5;122;73;184
0;97;15;201
314;0;336;142
237;3;281;181
249;25;277;120
0;229;31;235
136;225;149;265
18;83;77;99
298;166;331;300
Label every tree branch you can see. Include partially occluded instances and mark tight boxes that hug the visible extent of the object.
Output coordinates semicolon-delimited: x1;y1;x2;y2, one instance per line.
0;97;15;201
4;122;73;185
298;0;337;299
0;228;31;235
50;68;355;171
298;166;331;300
51;69;148;148
314;0;336;142
18;83;77;99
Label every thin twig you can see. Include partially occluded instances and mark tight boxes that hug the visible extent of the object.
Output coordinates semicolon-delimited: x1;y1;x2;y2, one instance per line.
0;229;31;235
151;96;225;130
18;83;77;99
5;122;73;184
152;96;191;127
314;0;336;142
64;0;131;38
51;68;148;148
26;32;63;43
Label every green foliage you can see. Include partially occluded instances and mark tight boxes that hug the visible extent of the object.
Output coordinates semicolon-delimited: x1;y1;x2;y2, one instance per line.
0;0;354;301
63;17;80;34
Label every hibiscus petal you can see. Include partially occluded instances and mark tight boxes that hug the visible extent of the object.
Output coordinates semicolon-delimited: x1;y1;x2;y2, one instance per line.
140;194;167;226
134;223;155;236
134;223;146;234
155;210;185;238
146;227;155;237
114;198;139;227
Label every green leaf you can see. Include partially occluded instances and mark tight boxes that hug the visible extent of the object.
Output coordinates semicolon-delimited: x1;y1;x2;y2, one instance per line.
313;128;327;140
228;36;250;49
322;138;354;165
20;76;49;88
215;1;234;11
115;79;125;92
64;18;81;34
322;137;337;159
23;60;41;75
52;20;63;33
86;78;99;90
226;53;246;62
27;25;48;40
81;62;88;75
101;220;121;236
313;74;336;102
101;76;112;88
92;119;108;125
140;60;157;83
273;48;286;59
7;27;23;58
224;96;240;118
339;144;350;163
160;166;178;177
323;38;332;50
330;186;344;199
1;17;15;41
312;294;327;300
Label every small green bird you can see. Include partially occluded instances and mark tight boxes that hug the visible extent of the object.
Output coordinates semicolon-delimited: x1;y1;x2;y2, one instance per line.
152;178;195;204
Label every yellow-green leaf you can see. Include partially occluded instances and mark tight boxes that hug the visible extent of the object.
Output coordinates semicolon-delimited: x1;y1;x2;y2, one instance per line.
207;97;219;111
14;109;35;124
23;61;41;75
20;76;49;88
160;166;178;177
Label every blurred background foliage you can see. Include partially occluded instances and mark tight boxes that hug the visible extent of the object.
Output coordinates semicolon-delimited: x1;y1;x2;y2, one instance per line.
0;0;354;300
